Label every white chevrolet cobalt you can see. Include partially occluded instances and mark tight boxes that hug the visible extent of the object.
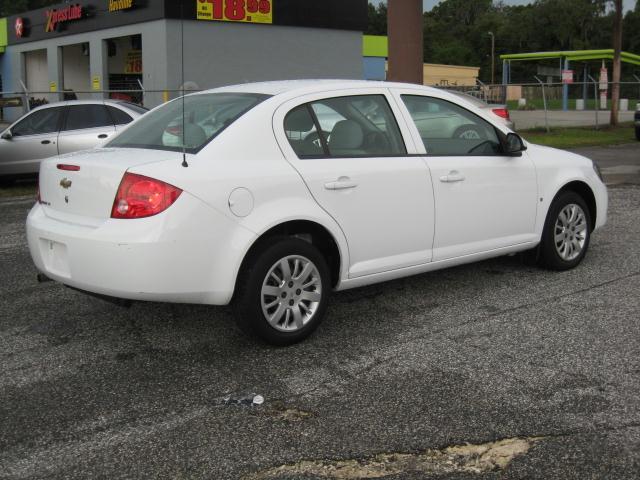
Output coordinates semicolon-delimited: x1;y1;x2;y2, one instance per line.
27;80;607;345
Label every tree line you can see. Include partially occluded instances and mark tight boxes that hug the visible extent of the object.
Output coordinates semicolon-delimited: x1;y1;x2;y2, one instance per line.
367;0;640;83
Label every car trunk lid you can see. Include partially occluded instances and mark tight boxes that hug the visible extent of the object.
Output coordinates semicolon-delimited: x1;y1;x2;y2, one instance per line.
39;148;182;223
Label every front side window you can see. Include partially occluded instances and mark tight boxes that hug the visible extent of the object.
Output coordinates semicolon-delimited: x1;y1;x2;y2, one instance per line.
12;108;63;136
64;105;114;131
284;94;406;159
108;93;269;153
401;95;502;156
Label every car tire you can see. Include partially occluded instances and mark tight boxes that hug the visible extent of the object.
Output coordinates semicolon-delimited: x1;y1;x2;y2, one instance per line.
233;236;331;346
538;190;592;271
635;127;640;141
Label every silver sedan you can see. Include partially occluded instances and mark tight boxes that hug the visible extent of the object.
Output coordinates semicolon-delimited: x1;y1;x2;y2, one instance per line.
0;100;147;178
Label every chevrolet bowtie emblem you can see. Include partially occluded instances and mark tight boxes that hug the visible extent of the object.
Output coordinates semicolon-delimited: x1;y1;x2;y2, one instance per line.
60;178;72;189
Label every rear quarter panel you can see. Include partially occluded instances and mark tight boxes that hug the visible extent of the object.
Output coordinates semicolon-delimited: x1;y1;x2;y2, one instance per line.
129;100;351;289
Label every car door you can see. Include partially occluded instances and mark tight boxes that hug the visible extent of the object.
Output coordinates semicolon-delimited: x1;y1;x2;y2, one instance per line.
57;104;116;155
0;107;63;175
394;91;538;261
274;90;435;278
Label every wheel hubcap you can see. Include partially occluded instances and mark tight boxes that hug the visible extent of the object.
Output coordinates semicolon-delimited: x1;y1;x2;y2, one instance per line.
261;255;322;332
554;203;587;261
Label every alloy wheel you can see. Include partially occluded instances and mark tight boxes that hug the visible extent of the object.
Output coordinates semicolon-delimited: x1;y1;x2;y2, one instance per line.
261;255;322;332
554;203;588;261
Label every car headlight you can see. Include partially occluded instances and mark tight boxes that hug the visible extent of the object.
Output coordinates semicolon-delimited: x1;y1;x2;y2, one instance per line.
592;162;604;182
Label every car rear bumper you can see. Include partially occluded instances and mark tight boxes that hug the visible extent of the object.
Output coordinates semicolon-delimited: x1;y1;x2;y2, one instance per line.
26;193;255;305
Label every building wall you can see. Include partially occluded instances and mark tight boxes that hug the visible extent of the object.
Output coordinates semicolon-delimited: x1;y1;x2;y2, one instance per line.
2;19;364;122
423;63;480;87
3;19;170;122
164;20;363;95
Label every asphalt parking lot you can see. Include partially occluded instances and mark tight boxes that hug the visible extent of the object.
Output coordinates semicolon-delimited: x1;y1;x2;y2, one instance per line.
1;147;639;479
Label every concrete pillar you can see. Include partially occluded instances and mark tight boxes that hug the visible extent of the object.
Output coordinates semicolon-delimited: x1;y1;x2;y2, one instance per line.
387;0;423;84
47;45;63;103
89;38;107;100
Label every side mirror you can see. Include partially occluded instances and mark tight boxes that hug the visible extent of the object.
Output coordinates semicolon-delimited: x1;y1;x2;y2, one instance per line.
504;132;526;156
1;130;12;140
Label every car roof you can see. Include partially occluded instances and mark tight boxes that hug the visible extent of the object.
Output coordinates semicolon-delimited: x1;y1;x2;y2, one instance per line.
28;99;138;113
198;79;443;97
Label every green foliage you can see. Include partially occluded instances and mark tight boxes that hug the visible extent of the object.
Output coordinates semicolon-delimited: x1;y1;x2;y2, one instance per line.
1;0;60;17
370;0;640;83
366;2;387;35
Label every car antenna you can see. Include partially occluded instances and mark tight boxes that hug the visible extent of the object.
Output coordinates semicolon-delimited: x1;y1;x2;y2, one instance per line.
180;0;188;168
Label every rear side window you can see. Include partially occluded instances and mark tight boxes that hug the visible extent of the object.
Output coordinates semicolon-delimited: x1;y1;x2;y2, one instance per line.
284;94;406;159
12;108;63;136
64;105;114;131
284;106;325;158
401;95;501;156
107;106;134;125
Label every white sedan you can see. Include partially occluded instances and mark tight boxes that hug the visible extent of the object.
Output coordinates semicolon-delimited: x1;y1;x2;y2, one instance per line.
27;80;608;345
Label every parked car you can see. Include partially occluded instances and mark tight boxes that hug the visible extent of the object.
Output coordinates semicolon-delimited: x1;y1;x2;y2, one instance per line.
27;80;607;345
0;100;147;178
446;90;515;130
635;103;640;140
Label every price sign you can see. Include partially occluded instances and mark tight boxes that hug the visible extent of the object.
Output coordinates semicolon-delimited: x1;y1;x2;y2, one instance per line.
124;50;143;74
197;0;273;24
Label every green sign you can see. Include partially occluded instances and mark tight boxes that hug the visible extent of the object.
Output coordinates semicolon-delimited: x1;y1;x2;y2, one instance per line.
0;18;8;53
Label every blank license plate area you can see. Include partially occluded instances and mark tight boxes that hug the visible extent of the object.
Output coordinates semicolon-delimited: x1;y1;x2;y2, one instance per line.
39;238;71;278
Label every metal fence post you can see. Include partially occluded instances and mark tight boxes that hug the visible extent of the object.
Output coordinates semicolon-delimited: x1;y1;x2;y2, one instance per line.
534;76;549;133
588;75;599;130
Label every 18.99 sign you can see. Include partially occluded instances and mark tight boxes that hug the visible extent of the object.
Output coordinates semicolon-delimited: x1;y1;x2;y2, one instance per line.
196;0;273;24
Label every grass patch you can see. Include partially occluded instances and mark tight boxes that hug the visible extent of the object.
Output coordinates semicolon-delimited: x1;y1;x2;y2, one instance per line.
520;122;637;149
507;99;640;111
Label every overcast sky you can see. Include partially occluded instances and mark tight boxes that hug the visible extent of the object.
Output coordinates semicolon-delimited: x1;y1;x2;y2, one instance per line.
370;0;637;12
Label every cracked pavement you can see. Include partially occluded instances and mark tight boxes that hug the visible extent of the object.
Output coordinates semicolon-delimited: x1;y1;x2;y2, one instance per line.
1;164;639;478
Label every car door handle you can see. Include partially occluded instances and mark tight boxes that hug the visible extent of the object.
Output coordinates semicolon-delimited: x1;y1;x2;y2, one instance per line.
324;179;358;190
41;140;51;145
98;134;109;139
439;171;465;183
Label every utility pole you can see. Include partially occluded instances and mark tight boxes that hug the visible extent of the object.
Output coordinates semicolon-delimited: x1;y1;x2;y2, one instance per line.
488;31;495;84
387;0;424;84
610;0;622;126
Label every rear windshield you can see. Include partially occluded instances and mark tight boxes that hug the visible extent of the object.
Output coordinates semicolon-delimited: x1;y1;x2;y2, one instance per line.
107;93;269;153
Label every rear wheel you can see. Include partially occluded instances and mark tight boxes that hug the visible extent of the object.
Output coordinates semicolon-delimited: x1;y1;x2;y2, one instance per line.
538;191;591;270
233;237;330;346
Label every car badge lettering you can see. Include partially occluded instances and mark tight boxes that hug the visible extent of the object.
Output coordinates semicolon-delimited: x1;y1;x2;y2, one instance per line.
60;178;72;189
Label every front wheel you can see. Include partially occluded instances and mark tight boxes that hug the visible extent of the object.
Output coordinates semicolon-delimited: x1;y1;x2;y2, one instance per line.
538;191;591;270
233;237;330;346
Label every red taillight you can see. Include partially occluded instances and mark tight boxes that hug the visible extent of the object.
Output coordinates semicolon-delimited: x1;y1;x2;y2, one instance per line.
165;126;182;137
492;108;510;120
57;164;80;171
111;173;182;219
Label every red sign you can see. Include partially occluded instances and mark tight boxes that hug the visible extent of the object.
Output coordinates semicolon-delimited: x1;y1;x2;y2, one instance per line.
45;4;84;33
15;17;24;38
562;69;573;84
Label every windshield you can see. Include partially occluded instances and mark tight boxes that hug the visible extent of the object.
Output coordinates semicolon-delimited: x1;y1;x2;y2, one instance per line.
107;93;270;153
